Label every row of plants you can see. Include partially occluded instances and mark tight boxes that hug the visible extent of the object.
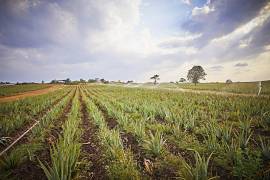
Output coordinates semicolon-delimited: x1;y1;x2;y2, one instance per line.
85;86;217;179
0;87;76;179
39;87;82;180
0;87;72;137
81;88;141;179
85;84;270;179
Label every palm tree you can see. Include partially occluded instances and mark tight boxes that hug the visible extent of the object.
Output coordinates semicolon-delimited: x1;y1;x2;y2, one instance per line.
150;74;160;85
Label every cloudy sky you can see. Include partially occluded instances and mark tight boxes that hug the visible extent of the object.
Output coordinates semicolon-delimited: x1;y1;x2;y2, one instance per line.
0;0;269;83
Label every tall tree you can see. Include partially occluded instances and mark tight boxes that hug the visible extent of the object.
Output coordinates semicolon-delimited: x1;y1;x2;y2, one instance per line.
187;66;206;85
150;74;160;85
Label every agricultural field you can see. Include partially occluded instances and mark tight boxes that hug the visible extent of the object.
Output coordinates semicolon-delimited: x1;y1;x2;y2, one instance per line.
175;81;270;95
0;84;270;179
0;84;53;97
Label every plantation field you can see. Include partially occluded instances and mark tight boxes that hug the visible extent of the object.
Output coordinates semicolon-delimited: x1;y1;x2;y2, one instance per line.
174;81;270;95
0;84;270;179
136;81;270;95
0;84;53;97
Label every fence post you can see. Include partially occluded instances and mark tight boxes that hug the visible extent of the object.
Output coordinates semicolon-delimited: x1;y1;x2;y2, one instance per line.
257;81;262;96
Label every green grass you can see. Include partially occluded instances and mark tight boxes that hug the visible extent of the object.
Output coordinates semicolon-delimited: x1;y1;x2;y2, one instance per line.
176;81;270;95
0;84;52;97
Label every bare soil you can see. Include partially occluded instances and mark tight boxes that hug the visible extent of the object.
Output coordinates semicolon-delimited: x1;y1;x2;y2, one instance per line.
79;92;107;179
0;85;62;103
95;102;118;129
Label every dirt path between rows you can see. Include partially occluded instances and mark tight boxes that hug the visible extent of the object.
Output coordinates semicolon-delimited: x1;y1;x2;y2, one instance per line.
79;91;107;179
0;85;63;103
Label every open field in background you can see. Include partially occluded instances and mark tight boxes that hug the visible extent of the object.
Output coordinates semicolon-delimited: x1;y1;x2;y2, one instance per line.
0;84;270;179
130;81;270;95
0;84;53;97
176;81;270;95
148;80;270;95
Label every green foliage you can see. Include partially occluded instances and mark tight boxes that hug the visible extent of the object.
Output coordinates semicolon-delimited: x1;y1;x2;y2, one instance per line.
0;143;42;172
1;84;269;179
231;150;262;179
107;149;140;180
221;124;233;144
178;150;217;180
259;136;270;160
39;90;82;180
0;88;70;136
237;120;253;149
39;139;81;180
143;131;166;157
84;84;269;178
187;66;207;85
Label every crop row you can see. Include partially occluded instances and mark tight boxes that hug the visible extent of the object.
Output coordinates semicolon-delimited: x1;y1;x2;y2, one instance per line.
82;84;270;179
0;87;75;179
0;84;269;179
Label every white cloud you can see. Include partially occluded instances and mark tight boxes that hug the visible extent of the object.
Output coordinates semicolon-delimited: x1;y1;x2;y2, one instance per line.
181;0;191;5
1;0;270;83
239;37;252;49
264;44;270;51
82;0;160;56
159;33;201;48
192;5;215;16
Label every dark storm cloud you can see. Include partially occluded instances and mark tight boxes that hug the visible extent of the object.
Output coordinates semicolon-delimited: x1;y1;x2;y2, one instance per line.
235;63;248;67
249;17;270;50
0;1;52;48
182;0;268;47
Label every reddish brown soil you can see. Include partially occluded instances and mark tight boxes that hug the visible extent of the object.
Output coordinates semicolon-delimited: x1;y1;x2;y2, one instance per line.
79;92;107;179
0;85;62;103
9;90;75;179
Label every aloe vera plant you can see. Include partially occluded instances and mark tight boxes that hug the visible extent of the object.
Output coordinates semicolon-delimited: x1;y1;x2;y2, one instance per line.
143;131;166;157
39;89;82;180
178;150;217;180
259;136;270;160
